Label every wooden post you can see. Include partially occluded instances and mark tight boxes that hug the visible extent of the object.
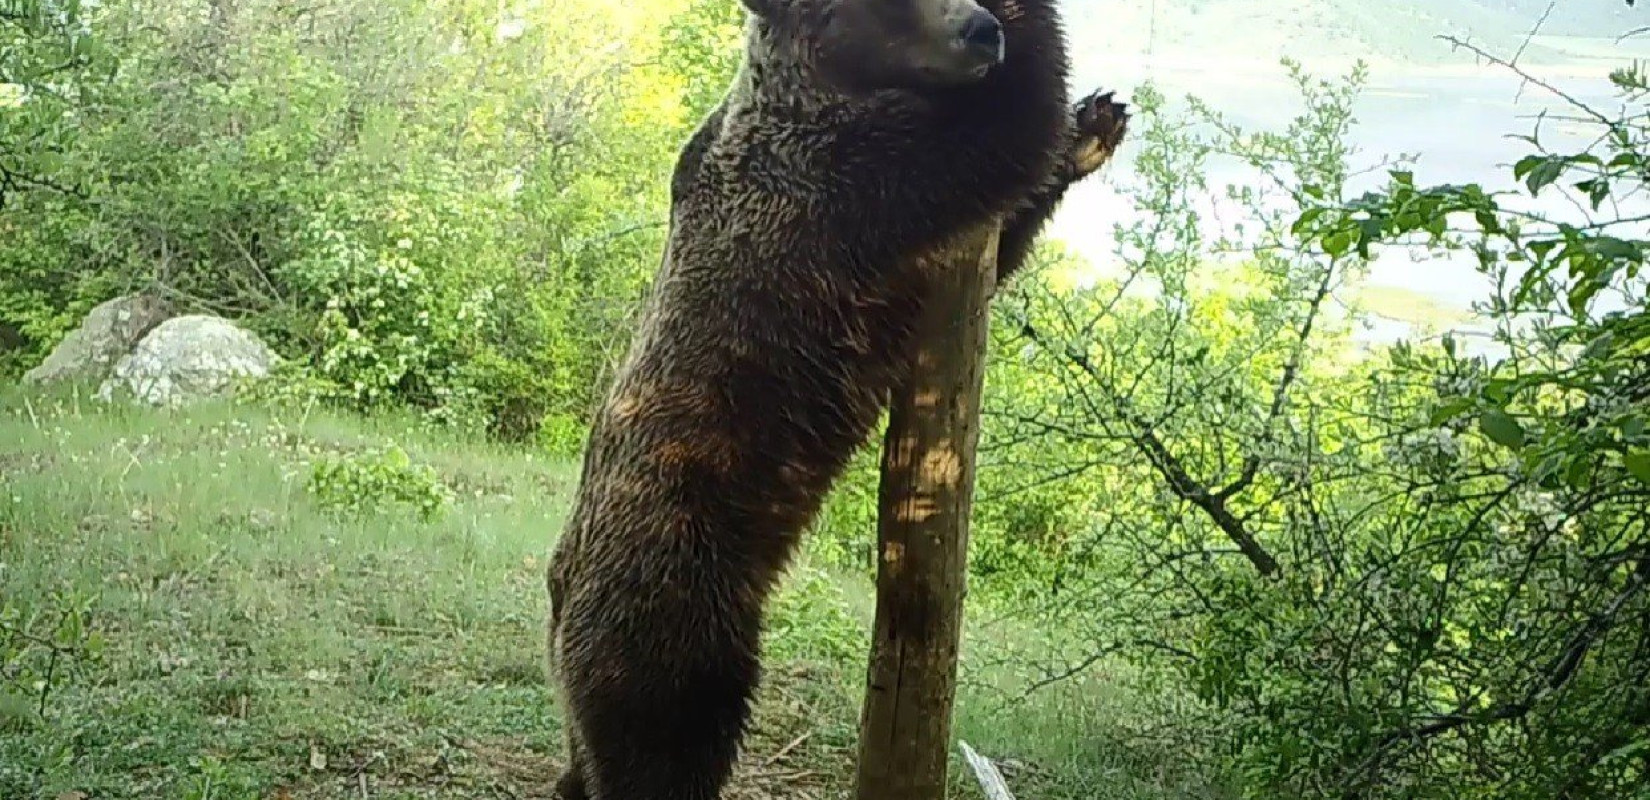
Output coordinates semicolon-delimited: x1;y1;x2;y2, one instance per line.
854;219;1001;800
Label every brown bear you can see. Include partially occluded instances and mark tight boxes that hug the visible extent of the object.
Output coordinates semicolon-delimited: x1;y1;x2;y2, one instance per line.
546;0;1128;796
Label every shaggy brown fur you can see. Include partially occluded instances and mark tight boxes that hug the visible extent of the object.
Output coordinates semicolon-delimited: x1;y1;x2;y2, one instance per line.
546;0;1127;796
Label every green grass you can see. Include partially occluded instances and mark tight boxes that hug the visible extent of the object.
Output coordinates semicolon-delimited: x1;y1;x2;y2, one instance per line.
0;388;1223;799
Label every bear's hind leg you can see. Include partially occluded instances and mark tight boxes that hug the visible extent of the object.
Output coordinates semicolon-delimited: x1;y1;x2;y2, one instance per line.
548;558;591;799
574;649;757;800
554;724;590;800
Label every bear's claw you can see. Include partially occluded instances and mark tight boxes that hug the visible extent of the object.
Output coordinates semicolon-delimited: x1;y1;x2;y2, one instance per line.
1071;88;1130;178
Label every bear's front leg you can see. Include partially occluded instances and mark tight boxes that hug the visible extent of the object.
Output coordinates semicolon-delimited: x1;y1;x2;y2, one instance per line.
994;88;1131;285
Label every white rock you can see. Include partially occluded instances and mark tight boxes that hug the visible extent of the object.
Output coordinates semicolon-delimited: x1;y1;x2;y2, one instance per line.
98;315;278;406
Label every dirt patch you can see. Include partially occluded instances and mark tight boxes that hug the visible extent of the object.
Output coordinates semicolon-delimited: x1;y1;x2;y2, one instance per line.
273;670;856;799
0;450;56;477
275;737;841;800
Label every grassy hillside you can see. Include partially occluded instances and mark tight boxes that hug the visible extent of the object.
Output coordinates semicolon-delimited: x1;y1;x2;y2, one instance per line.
1063;0;1646;68
0;391;1226;800
1475;0;1643;37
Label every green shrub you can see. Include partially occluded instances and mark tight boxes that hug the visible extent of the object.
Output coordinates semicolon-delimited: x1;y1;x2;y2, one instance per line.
306;446;452;521
0;589;104;735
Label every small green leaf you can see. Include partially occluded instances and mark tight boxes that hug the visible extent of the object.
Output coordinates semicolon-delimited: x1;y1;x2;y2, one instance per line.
1429;397;1474;426
1357;217;1385;258
1323;230;1353;258
1588;236;1642;262
1569;275;1609;317
383;447;410;469
1608;152;1641;170
1478;409;1526;450
1602;738;1650;764
1566;455;1591;489
1575;178;1611;211
1577;332;1615;364
1625;451;1650;487
1473;209;1500;234
1531;453;1565;483
1291;207;1325;236
1522;156;1566;195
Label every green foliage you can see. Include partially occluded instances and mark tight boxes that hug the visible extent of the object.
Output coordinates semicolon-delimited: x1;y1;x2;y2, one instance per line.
0;589;103;733
275;183;513;425
807;442;882;572
0;1;116;374
0;586;104;799
307;446;452;521
0;201;113;376
765;563;868;666
1265;59;1650;797
0;0;706;440
0;0;108;205
659;0;747;121
978;55;1648;799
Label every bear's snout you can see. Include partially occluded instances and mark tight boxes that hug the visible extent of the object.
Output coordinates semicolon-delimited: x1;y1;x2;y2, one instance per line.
956;9;1005;68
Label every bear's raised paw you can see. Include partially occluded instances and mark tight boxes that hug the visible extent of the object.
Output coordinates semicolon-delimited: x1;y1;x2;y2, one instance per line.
1071;89;1130;178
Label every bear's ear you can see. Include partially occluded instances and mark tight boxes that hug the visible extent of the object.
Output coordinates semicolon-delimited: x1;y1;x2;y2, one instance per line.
739;0;773;18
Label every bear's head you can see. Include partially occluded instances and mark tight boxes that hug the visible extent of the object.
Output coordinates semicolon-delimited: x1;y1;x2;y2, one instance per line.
742;0;1007;93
